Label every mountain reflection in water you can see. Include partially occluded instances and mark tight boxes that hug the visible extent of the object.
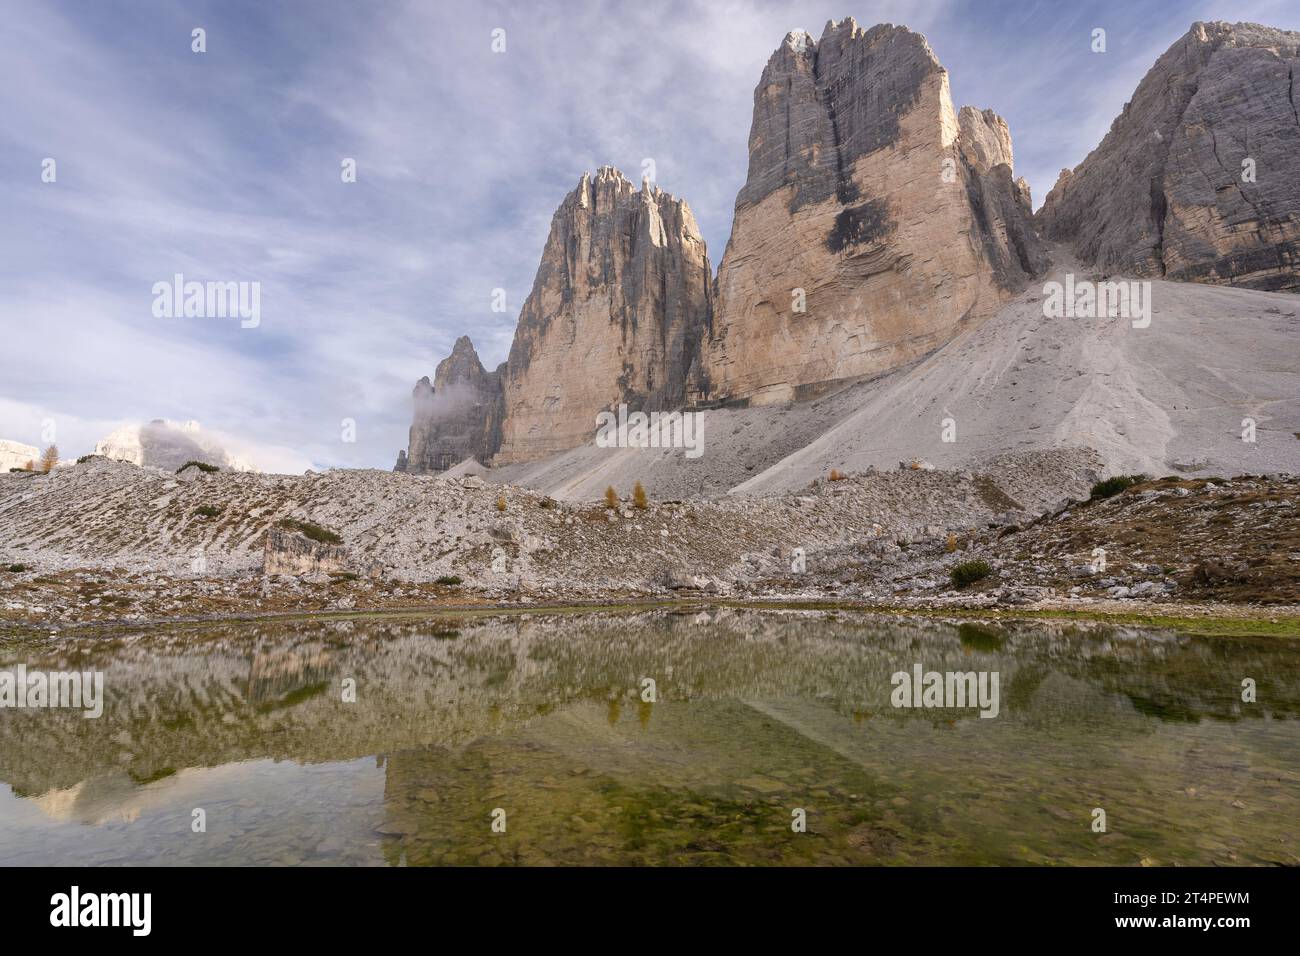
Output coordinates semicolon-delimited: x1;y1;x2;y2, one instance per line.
1;609;1296;866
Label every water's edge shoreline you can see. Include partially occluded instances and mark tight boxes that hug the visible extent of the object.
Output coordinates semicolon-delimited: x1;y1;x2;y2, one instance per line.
3;597;1297;642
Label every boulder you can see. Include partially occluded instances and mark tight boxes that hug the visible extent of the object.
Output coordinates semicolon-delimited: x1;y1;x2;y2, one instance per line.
263;527;348;577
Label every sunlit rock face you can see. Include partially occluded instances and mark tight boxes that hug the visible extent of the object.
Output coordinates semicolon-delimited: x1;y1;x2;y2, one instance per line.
692;18;1042;408
0;439;40;472
493;167;713;464
94;420;255;472
957;106;1048;289
1037;21;1300;292
262;526;347;576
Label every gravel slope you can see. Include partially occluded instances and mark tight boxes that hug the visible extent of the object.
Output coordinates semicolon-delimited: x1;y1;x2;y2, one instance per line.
736;254;1300;493
0;450;1098;593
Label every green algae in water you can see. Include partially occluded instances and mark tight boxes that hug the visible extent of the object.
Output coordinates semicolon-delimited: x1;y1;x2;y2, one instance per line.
0;609;1297;866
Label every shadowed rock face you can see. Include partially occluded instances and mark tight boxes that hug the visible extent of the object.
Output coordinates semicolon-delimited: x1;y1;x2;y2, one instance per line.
958;106;1049;290
692;18;1043;407
734;23;934;213
405;336;504;473
1037;21;1300;292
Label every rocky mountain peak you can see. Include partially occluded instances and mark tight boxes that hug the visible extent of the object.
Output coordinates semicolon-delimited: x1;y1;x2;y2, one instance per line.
493;166;713;464
694;18;1043;406
402;164;714;471
436;335;489;386
958;106;1014;171
783;29;814;54
1036;20;1300;290
400;16;1299;477
405;335;505;473
736;20;943;215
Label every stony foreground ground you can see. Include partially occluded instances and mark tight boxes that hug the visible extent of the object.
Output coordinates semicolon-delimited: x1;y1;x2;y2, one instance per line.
1;452;1297;630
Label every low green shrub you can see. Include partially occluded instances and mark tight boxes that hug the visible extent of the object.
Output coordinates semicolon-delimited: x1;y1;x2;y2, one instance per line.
1089;474;1148;500
435;575;463;586
950;559;992;588
177;460;219;474
193;505;222;518
276;517;343;545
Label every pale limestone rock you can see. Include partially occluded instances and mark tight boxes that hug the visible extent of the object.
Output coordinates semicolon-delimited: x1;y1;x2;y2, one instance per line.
262;527;347;576
692;19;1043;407
957;106;1013;170
401;20;1045;462
0;439;40;472
94;420;256;472
958;106;1049;290
493;167;713;463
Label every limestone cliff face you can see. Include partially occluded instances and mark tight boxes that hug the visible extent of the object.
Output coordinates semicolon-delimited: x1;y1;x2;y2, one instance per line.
1037;21;1300;292
692;18;1043;407
403;169;712;471
493;167;713;464
958;106;1049;293
405;336;504;473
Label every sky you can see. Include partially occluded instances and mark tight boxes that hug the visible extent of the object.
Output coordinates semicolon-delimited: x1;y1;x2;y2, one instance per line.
3;0;1299;473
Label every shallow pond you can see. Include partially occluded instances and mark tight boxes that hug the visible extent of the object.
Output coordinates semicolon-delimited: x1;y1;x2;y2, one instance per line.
1;608;1296;865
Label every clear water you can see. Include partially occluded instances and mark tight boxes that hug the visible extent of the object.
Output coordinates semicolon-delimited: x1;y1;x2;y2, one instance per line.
1;609;1296;866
